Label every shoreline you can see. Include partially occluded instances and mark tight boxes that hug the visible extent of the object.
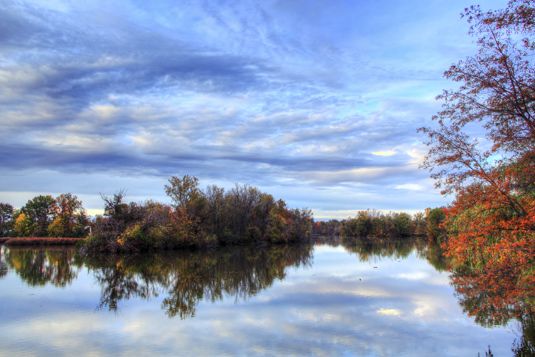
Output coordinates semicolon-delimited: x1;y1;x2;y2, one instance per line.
0;237;84;246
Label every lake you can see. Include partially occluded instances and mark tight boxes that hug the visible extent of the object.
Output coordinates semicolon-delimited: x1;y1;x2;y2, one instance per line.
0;240;523;356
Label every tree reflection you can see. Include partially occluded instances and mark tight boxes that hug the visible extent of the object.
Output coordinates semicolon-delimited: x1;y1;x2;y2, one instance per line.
0;244;312;319
342;236;417;261
450;265;534;356
512;314;534;357
416;238;449;272
0;247;7;278
2;247;80;287
83;244;313;318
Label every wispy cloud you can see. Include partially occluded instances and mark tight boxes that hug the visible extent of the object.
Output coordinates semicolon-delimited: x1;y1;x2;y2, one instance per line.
0;0;500;214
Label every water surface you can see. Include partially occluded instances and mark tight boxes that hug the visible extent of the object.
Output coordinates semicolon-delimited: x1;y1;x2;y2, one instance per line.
0;242;522;356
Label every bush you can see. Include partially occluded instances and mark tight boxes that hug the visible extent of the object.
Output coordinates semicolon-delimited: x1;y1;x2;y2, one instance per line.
426;208;446;241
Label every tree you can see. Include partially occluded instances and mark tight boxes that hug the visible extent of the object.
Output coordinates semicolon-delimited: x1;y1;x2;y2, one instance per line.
85;176;313;252
20;195;56;236
425;208;446;241
164;176;205;244
101;190;128;220
14;212;32;237
0;203;14;237
48;193;88;237
419;0;534;212
392;212;412;237
419;0;534;334
165;175;201;209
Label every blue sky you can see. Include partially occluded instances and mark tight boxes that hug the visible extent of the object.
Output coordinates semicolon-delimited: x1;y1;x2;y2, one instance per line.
0;0;505;218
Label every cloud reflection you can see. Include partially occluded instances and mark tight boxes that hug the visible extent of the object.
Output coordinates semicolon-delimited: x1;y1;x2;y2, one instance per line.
0;242;517;356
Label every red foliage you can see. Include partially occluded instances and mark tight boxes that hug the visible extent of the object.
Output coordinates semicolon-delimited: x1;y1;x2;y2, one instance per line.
443;166;535;323
419;0;535;326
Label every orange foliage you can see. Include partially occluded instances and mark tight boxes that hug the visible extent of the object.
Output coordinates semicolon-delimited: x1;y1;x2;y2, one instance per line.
443;163;535;323
419;0;535;326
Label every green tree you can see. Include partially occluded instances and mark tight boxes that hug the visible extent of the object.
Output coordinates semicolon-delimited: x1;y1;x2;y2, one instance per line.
342;211;373;238
21;195;56;236
413;212;427;236
0;203;14;237
425;208;445;241
392;212;412;237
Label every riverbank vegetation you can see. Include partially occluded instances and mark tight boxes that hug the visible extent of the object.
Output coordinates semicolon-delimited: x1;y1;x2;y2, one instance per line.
2;238;82;246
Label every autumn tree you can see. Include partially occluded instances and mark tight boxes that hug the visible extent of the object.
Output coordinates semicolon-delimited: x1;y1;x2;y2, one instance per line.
419;0;534;203
48;193;88;237
85;176;313;252
419;0;534;331
13;212;32;236
164;175;206;244
165;175;201;210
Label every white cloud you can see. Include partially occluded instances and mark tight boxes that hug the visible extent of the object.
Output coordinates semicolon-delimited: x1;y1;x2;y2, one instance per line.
395;183;425;191
377;308;402;317
372;150;397;157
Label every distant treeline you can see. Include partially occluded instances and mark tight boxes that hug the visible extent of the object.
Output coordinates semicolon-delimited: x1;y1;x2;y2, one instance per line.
313;208;446;243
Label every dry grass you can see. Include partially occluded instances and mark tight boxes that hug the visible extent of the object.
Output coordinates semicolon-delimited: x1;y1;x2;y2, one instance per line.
3;237;84;246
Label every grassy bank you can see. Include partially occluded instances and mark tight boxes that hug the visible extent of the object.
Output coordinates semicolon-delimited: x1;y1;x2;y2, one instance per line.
1;237;84;246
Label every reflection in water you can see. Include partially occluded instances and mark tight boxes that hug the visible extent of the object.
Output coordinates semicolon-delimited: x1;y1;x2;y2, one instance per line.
417;239;449;272
513;314;534;356
0;239;531;355
341;236;533;355
0;247;7;278
2;246;80;287
2;244;313;319
450;262;534;356
341;236;449;272
342;236;416;261
86;244;313;318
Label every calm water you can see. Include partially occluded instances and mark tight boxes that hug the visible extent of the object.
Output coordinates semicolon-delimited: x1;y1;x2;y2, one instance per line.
0;241;522;356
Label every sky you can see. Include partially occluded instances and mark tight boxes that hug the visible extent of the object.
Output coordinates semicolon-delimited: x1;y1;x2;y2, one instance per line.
0;0;506;218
